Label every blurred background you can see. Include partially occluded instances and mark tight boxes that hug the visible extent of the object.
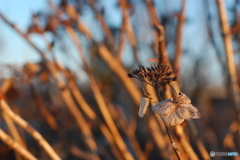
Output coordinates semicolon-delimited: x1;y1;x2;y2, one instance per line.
0;0;239;159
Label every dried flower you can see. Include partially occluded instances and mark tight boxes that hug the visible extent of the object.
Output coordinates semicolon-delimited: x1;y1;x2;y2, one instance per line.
151;92;201;126
127;62;177;87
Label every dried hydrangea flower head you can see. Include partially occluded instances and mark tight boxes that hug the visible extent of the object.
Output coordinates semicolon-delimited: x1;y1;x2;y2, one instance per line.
128;62;178;118
127;62;201;124
152;92;201;126
127;62;178;87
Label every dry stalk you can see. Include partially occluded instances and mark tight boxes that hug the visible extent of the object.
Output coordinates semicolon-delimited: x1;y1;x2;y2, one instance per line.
0;98;61;160
0;79;26;160
155;25;201;160
70;146;102;160
87;0;115;49
156;22;210;159
223;121;239;149
98;44;141;105
148;115;169;158
108;103;146;160
53;57;124;159
30;84;59;131
116;26;126;61
173;0;187;82
65;25;135;160
118;0;140;63
88;75;134;160
0;129;37;160
0;13;100;157
144;0;160;54
60;5;142;106
154;88;183;160
216;0;240;138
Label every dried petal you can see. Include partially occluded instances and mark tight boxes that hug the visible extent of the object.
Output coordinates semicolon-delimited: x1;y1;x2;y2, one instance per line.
178;92;191;104
139;97;150;118
179;104;201;119
162;112;185;126
151;98;176;116
152;93;201;126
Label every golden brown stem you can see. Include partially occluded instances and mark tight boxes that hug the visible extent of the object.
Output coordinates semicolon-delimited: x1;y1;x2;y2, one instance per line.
216;0;240;137
118;0;139;63
0;99;61;160
0;129;37;160
173;0;187;81
144;0;160;54
0;12;99;158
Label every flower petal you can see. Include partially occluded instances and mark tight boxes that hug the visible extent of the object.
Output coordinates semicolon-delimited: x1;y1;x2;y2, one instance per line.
151;98;176;116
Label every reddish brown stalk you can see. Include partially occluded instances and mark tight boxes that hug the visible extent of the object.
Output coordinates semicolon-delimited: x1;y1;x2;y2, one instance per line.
0;98;61;160
87;0;115;49
118;0;140;63
30;84;59;131
173;0;187;80
53;57;124;159
108;103;147;160
155;25;202;160
155;87;182;160
0;129;37;160
0;13;99;158
65;25;135;160
144;0;160;54
216;0;240;138
116;26;126;61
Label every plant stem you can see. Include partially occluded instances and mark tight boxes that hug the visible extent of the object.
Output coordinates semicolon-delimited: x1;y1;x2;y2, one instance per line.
156;87;182;160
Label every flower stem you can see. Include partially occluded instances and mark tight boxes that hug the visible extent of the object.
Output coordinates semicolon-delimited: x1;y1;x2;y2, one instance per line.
156;87;182;160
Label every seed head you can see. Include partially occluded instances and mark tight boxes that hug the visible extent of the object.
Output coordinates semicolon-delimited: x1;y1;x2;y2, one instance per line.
127;62;178;87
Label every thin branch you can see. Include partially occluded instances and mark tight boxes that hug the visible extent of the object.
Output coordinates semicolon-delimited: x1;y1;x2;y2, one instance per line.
0;98;61;160
0;12;99;157
216;0;240;138
65;25;135;160
155;88;183;160
0;129;37;160
173;0;187;83
118;0;140;63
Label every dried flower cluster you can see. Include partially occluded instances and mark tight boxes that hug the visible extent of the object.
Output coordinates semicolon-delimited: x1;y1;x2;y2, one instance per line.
128;62;201;126
127;62;177;87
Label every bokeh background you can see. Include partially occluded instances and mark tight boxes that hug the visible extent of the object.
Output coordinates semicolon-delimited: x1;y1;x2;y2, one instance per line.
0;0;239;159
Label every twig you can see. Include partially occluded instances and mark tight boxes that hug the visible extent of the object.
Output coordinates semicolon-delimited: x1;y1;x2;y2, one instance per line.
0;12;99;157
173;0;187;82
155;88;182;160
216;0;240;138
88;75;135;160
65;25;135;160
30;84;59;131
87;0;115;50
116;26;126;61
53;57;124;159
144;0;160;54
0;129;37;160
0;79;26;160
0;98;61;160
118;0;140;64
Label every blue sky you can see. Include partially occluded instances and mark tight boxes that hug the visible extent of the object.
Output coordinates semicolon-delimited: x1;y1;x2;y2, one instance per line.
0;0;48;65
0;0;232;86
